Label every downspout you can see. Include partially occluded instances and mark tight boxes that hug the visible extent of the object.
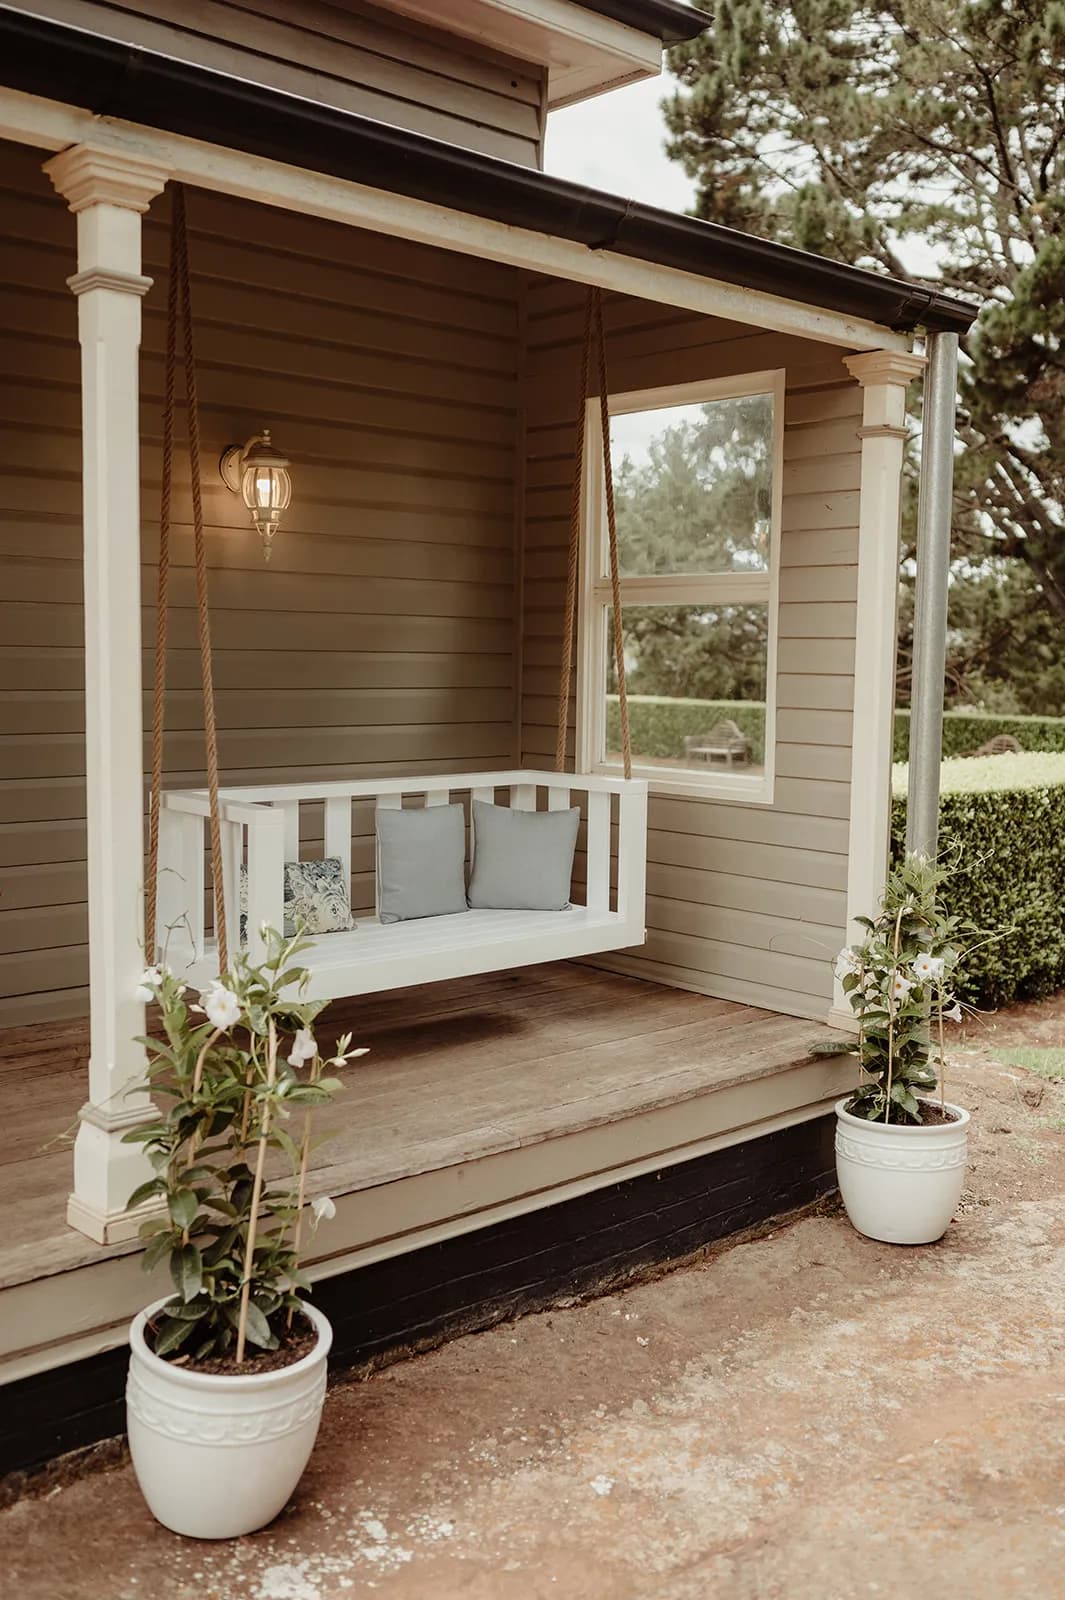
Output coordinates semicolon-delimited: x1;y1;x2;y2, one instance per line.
905;331;960;857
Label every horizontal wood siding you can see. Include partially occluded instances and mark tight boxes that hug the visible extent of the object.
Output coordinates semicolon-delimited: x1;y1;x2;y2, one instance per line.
0;143;521;1023
520;277;863;1020
18;0;546;166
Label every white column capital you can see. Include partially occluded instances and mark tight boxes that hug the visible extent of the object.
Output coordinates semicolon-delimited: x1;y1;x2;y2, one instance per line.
44;143;168;213
843;349;926;389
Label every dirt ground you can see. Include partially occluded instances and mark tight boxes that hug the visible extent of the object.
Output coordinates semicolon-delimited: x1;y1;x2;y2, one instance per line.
2;1018;1064;1600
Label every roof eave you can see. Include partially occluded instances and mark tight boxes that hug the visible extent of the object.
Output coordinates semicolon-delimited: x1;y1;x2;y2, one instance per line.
573;1;713;44
0;5;980;338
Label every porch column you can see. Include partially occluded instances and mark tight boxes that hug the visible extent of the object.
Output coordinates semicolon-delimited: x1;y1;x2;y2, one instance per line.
829;348;925;1030
45;145;169;1243
906;332;960;858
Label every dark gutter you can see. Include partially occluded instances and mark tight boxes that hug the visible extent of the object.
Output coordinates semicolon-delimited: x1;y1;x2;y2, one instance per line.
0;5;980;336
573;1;712;43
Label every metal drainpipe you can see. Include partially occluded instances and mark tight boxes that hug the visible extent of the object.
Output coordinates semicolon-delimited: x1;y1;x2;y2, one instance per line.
906;330;960;858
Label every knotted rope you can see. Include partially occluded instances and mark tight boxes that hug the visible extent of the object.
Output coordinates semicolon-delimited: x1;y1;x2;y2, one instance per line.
556;286;631;779
145;183;228;973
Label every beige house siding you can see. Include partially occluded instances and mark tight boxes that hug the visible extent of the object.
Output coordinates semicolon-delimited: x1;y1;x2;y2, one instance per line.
519;277;863;1020
0;142;521;1024
17;0;547;167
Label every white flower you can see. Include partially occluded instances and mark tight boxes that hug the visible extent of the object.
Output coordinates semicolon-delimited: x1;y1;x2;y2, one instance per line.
198;982;241;1031
287;1027;317;1068
135;966;163;1003
890;972;915;1002
834;947;863;982
311;1195;336;1227
942;1001;963;1023
912;952;945;983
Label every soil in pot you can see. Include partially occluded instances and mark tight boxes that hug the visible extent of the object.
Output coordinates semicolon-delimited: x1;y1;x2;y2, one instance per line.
912;1103;960;1126
146;1311;317;1376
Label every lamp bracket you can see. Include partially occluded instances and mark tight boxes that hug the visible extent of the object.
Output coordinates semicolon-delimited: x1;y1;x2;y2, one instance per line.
217;435;273;496
219;441;247;494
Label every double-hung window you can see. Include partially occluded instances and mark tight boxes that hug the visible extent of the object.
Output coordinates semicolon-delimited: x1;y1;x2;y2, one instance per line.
577;370;783;803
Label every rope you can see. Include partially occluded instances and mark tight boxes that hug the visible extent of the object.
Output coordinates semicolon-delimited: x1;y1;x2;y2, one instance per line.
145;184;228;975
144;189;180;960
555;289;594;773
594;290;632;781
555;286;632;779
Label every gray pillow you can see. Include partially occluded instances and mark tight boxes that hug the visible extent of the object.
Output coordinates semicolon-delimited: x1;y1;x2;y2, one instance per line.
376;803;468;923
468;800;580;912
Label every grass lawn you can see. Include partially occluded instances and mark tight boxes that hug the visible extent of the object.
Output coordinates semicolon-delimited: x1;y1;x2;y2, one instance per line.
989;1045;1065;1080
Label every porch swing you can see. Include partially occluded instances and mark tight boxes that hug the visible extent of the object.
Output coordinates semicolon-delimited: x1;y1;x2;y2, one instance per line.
148;187;648;1001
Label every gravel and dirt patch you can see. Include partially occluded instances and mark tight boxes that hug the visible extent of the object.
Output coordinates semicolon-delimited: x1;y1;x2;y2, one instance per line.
2;1044;1063;1600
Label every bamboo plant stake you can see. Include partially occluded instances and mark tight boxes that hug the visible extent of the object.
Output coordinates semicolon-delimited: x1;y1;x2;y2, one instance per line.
235;1018;278;1364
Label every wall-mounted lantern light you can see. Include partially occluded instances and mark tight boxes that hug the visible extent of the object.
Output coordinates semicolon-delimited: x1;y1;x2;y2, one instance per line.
219;430;292;562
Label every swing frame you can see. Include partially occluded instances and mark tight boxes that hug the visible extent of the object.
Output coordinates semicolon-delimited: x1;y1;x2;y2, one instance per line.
158;769;647;1000
148;190;647;994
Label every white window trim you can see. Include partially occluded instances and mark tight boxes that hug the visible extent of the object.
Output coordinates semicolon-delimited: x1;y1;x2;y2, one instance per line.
576;368;785;805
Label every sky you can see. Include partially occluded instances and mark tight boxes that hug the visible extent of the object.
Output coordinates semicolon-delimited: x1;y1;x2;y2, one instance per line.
544;78;697;467
543;75;695;211
543;66;943;284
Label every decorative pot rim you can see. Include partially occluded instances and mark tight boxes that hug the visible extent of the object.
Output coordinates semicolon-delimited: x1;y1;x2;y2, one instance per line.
130;1295;332;1392
835;1097;970;1134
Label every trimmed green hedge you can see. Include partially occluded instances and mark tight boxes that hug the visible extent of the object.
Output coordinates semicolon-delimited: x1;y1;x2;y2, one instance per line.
892;709;1065;762
606;696;767;764
892;754;1065;1008
609;697;1065;768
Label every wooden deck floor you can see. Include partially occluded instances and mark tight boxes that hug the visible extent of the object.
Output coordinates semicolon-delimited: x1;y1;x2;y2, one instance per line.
1;963;852;1382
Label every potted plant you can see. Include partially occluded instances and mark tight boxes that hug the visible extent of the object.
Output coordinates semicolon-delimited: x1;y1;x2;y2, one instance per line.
829;854;971;1245
124;927;364;1539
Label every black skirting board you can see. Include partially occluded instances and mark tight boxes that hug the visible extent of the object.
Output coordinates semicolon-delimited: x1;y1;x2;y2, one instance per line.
0;1114;836;1484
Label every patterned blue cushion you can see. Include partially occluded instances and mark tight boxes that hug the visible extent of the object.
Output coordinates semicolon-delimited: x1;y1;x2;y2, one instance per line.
283;857;355;936
239;857;355;941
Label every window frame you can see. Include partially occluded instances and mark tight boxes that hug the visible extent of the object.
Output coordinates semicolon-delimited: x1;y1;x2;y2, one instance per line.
576;368;785;805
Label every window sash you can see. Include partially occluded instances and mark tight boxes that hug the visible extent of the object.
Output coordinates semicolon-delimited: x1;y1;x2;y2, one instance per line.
591;573;772;608
577;370;784;803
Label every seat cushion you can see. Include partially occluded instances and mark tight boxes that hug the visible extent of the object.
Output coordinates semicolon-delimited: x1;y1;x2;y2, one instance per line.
468;800;580;912
376;803;468;923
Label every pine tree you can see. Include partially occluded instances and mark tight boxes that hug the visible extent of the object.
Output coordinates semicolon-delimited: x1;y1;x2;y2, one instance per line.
665;1;1065;698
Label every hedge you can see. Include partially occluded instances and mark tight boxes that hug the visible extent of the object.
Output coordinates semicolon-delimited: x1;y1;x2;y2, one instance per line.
892;709;1065;762
891;753;1065;1009
605;692;1065;1008
608;696;1065;768
606;696;767;764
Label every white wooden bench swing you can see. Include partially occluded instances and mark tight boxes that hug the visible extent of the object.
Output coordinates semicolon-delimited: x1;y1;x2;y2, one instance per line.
145;187;648;1001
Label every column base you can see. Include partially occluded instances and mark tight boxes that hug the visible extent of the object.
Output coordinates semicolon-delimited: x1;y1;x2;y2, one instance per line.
826;1006;860;1036
66;1190;166;1246
67;1099;160;1244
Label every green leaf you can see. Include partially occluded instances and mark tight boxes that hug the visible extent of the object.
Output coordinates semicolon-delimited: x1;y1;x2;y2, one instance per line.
240;1300;278;1351
142;1228;177;1273
121;1123;167;1145
168;1188;199;1230
128;1177;166;1209
165;1295;214;1321
138;1216;170;1239
153;1314;197;1358
170;1242;203;1302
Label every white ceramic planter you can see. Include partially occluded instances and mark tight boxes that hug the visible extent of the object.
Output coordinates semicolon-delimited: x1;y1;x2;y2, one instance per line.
835;1098;970;1245
127;1297;332;1539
